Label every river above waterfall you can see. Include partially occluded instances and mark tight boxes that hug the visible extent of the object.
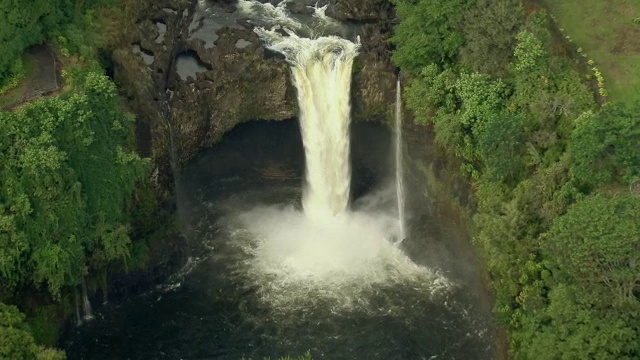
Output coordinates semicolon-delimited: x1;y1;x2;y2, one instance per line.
63;120;497;359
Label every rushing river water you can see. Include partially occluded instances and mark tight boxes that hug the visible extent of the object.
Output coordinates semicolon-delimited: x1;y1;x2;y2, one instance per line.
63;120;497;359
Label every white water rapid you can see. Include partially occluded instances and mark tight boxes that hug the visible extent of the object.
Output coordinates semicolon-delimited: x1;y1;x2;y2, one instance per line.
395;78;406;240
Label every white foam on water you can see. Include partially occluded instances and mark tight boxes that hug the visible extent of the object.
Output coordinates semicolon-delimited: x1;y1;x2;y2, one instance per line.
221;0;452;311
237;0;304;31
219;198;452;312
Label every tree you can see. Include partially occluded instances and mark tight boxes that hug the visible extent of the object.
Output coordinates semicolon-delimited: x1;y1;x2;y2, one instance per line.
512;31;546;73
543;195;640;302
0;0;70;86
570;102;640;189
456;72;508;132
390;0;471;75
0;102;86;298
403;64;458;124
516;284;638;360
459;0;524;77
0;71;148;299
476;113;525;183
0;303;65;359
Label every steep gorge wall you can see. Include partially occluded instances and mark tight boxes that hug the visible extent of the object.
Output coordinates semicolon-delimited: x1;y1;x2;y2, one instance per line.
112;0;396;190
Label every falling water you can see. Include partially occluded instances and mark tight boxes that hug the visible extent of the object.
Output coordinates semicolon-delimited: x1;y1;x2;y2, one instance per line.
61;2;497;357
293;39;358;221
243;0;359;221
234;0;448;303
395;78;406;240
81;278;93;321
74;291;82;326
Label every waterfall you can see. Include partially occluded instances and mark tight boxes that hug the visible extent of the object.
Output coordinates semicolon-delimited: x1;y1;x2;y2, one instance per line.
81;278;93;321
250;4;360;222
294;40;358;221
229;0;450;304
75;290;82;326
395;79;406;240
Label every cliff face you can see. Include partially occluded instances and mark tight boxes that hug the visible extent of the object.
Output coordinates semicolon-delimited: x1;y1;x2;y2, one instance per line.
112;0;396;188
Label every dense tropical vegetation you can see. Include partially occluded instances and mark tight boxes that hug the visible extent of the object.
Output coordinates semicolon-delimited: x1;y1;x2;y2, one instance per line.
392;0;639;358
0;0;159;357
0;70;148;298
0;70;150;357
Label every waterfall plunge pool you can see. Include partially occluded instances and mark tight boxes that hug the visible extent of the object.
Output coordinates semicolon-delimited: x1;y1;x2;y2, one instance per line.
63;120;497;359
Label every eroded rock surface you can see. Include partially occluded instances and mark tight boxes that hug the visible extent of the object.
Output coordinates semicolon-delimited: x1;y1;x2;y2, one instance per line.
112;0;396;189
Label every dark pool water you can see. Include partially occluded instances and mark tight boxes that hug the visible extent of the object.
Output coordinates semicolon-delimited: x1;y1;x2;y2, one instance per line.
63;120;497;359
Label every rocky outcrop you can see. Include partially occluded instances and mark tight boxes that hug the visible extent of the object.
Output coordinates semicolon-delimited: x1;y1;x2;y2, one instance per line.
111;0;396;189
327;0;394;22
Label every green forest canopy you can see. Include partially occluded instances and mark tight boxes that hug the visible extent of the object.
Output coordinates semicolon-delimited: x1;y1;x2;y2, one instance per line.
0;71;148;300
0;0;68;87
392;0;639;358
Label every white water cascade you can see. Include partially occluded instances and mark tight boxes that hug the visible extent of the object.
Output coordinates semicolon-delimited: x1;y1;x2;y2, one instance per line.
293;39;357;220
81;278;93;321
231;0;450;307
264;34;358;220
245;1;359;221
395;78;406;240
75;279;93;326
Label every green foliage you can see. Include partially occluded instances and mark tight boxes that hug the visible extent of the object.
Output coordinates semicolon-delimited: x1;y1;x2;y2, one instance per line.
26;305;62;347
0;0;117;89
393;4;638;359
518;193;640;358
51;4;112;62
405;65;510;173
513;31;546;73
459;0;524;77
0;0;71;87
569;102;640;188
404;64;457;123
456;72;508;132
476;113;525;183
545;0;640;103
544;195;640;302
515;284;638;360
508;26;594;171
0;71;149;299
510;25;594;125
390;0;471;75
0;303;65;360
0;303;36;360
0;58;26;95
277;351;312;360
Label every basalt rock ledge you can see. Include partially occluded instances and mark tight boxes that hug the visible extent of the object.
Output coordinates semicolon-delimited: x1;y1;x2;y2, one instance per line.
112;0;396;189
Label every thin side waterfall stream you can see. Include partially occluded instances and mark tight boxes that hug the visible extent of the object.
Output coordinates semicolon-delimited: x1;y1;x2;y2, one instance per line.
395;78;406;241
63;1;497;358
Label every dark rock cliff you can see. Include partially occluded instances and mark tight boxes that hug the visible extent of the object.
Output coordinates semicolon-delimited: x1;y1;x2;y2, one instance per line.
112;0;396;189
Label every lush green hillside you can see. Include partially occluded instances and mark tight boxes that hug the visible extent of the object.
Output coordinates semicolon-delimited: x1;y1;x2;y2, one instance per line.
392;0;640;358
0;0;161;356
0;69;150;357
